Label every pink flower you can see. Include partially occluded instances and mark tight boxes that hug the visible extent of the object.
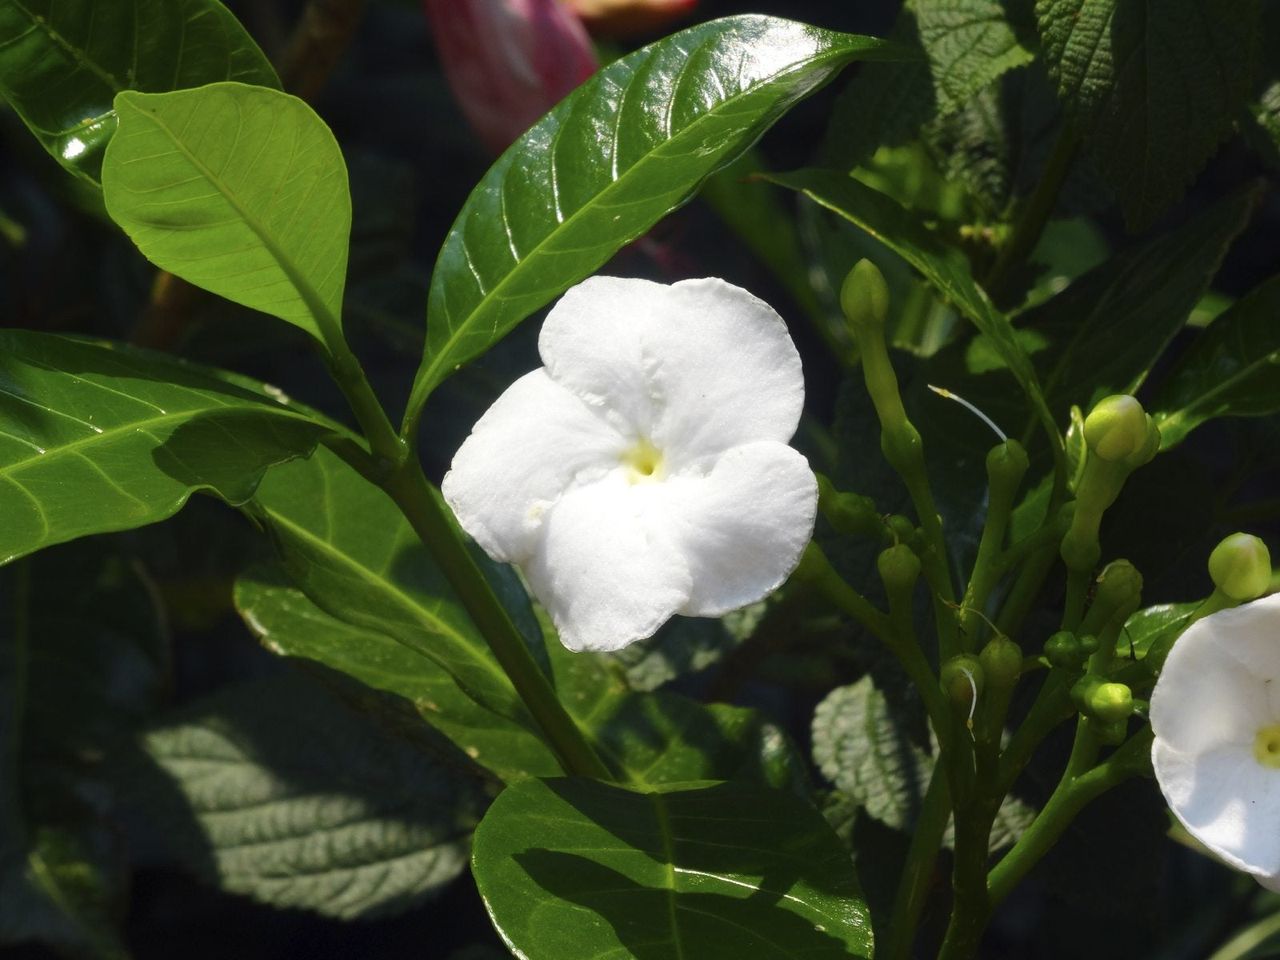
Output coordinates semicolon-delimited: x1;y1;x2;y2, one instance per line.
424;0;597;153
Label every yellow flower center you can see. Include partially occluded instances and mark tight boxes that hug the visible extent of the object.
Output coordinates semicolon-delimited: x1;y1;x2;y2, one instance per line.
621;438;664;484
1255;724;1280;769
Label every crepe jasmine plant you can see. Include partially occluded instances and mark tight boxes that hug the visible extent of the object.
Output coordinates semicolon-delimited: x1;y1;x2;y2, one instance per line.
442;275;818;652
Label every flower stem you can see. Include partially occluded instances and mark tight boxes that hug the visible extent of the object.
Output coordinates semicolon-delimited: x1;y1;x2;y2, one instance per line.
884;763;952;960
987;729;1152;907
381;459;613;780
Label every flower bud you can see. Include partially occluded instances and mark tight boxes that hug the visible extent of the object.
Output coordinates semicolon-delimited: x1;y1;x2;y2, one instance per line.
941;655;984;713
818;476;882;539
979;635;1022;689
1045;631;1082;669
840;259;890;332
1092;716;1130;745
1078;634;1100;655
878;543;921;593
885;514;917;545
1083;395;1150;463
1087;681;1133;723
987;439;1029;502
1070;675;1103;713
1087;560;1144;627
1208;533;1272;601
424;0;597;153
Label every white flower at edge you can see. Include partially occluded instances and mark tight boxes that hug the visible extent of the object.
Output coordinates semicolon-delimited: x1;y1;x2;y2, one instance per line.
1151;592;1280;888
442;275;818;653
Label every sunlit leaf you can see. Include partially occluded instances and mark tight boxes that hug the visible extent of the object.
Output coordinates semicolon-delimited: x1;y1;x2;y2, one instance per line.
102;83;350;346
472;778;874;960
0;0;277;181
404;15;902;427
0;331;332;565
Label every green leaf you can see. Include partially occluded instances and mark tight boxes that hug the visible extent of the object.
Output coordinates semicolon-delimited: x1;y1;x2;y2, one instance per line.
767;168;1060;456
0;0;277;181
2;543;167;958
1123;601;1200;670
813;677;1031;851
1025;185;1260;420
101;83;350;346
1153;274;1280;447
472;778;874;960
126;674;483;919
234;559;560;784
915;0;1034;117
404;15;902;424
1035;0;1260;229
0;330;331;565
244;445;544;744
237;556;803;791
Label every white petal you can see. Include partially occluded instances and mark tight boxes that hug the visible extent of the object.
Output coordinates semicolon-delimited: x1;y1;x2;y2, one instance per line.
1153;740;1280;875
442;370;625;564
1150;613;1270;755
661;441;817;617
538;276;804;462
1210;593;1280;680
525;474;692;652
1256;871;1280;893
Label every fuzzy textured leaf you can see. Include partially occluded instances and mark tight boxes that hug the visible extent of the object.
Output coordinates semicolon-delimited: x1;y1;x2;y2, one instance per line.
1035;0;1259;229
405;15;901;424
0;0;277;181
0;331;331;565
1154;274;1280;447
129;675;482;919
472;778;874;960
102;83;350;345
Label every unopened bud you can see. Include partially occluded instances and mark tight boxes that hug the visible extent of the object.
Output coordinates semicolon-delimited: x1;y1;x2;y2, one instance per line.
1090;560;1144;624
840;259;890;332
987;439;1029;502
979;635;1022;689
1087;682;1133;723
941;655;984;714
885;514;917;545
878;543;921;593
1083;396;1150;463
1045;631;1083;670
1208;533;1272;601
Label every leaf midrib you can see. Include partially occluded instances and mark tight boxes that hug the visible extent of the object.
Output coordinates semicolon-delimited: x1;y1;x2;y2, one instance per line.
257;507;517;698
414;39;861;398
8;0;125;95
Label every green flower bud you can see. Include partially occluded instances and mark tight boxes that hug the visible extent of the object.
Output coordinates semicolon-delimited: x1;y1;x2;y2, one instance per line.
1121;414;1161;470
986;439;1029;502
840;259;890;332
979;635;1023;688
1087;682;1133;723
1092;716;1130;745
878;543;922;592
1083;395;1151;463
1070;675;1104;713
1089;560;1144;625
885;514;917;545
1044;631;1082;669
1208;532;1272;601
941;655;984;714
1078;634;1100;655
818;476;883;539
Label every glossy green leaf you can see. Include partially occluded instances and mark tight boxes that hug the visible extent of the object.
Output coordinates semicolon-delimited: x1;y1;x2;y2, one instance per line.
101;83;350;346
472;778;873;960
1123;602;1199;669
2;543;166;957
1035;0;1259;229
767;168;1060;456
244;445;542;740
127;674;483;919
0;0;277;181
237;556;802;790
1154;274;1280;447
234;559;559;783
1025;185;1259;420
404;15;901;425
0;331;332;565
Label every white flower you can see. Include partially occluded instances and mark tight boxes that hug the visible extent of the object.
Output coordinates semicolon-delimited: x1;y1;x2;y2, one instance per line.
1151;592;1280;888
442;275;818;653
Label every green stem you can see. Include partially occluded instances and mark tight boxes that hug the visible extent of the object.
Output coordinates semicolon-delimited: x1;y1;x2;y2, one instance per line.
381;459;612;780
996;672;1072;793
1207;909;1280;960
995;542;1058;638
984;127;1079;304
884;765;952;960
987;729;1152;907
